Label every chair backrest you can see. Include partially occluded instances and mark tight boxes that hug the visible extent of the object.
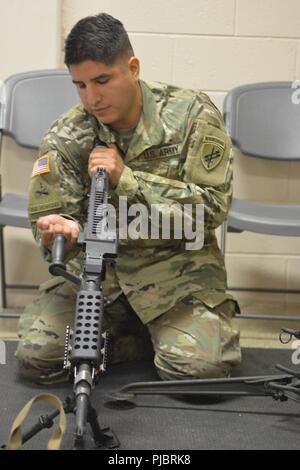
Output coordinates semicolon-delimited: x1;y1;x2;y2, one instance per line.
223;82;300;161
0;69;79;149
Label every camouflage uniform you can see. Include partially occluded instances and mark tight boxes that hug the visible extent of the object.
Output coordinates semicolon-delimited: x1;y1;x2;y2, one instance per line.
15;80;241;383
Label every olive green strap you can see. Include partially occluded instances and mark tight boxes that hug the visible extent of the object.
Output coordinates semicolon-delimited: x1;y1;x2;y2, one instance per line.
6;393;66;450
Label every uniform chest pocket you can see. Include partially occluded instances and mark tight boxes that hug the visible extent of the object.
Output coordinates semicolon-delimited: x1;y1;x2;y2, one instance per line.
130;156;183;180
165;155;185;179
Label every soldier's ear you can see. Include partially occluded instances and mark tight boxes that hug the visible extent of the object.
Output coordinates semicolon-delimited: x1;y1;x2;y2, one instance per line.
128;56;140;81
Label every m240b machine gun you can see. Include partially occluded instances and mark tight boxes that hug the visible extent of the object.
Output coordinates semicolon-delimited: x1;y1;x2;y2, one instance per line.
48;165;119;449
4;163;120;451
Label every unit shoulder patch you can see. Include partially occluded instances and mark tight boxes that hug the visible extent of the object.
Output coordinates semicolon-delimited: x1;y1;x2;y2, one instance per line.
201;136;225;171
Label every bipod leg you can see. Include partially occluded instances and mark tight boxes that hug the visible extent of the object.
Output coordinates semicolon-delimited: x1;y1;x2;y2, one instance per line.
87;404;120;449
108;374;295;404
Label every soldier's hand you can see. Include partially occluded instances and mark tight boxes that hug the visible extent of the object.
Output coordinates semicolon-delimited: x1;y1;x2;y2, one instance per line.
37;214;80;253
88;143;125;188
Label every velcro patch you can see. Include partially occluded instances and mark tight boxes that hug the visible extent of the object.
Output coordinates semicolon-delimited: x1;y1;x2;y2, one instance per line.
31;156;50;178
28;200;62;215
201;136;225;171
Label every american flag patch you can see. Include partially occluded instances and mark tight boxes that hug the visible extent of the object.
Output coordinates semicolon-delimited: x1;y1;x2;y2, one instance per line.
31;156;50;178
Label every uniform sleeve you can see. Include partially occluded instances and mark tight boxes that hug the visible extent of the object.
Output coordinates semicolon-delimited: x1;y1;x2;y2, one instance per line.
28;142;87;263
115;111;233;233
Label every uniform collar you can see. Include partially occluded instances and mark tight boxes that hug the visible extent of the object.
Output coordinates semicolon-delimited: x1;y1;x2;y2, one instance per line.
125;80;165;163
90;80;165;163
92;116;117;144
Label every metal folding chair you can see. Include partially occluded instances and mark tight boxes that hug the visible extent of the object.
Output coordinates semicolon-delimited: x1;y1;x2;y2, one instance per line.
221;82;300;320
0;69;78;307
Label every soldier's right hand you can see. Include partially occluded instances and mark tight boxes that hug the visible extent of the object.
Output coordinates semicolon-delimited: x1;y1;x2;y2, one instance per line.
37;214;80;253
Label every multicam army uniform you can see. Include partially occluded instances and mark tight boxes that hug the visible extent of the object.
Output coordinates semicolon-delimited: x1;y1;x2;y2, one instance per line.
15;80;241;383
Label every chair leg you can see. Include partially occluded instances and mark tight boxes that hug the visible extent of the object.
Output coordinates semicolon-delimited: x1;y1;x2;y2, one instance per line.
0;226;7;308
220;220;228;255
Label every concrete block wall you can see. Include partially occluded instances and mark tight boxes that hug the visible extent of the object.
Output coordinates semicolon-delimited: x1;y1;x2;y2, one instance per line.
1;0;300;311
61;0;300;107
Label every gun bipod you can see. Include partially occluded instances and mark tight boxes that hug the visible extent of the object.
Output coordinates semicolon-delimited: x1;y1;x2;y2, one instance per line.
108;371;300;406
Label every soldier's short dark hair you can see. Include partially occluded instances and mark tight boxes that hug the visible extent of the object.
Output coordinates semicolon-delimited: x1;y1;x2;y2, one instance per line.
64;13;134;66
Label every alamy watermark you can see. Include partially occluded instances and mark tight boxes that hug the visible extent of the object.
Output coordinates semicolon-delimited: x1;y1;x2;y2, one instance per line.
291;339;300;365
97;196;205;251
291;80;300;104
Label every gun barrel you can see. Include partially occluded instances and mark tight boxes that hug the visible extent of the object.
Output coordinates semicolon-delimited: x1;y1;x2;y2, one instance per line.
73;362;93;446
74;394;89;445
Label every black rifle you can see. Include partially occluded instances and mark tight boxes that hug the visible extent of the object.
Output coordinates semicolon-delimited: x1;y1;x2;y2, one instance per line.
47;161;119;449
2;162;120;450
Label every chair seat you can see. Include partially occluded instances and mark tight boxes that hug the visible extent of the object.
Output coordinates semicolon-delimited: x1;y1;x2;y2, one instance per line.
0;193;30;228
228;199;300;236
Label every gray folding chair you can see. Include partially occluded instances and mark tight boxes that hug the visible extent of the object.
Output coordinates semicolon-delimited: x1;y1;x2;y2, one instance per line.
0;69;79;307
221;81;300;320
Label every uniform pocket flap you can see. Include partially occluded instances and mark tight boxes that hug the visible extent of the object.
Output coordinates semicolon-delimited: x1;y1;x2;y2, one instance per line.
192;289;240;314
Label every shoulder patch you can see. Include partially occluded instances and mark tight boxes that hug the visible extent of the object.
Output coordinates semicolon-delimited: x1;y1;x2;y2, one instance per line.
201;136;225;171
31;156;50;178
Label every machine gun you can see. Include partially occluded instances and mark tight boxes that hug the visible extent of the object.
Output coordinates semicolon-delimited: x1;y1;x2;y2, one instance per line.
49;165;118;448
5;149;120;450
49;160;119;449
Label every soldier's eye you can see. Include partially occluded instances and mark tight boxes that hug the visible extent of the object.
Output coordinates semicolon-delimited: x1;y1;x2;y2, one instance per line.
97;77;109;85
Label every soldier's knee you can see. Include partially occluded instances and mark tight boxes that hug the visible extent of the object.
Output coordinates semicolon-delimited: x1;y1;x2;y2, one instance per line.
154;350;232;381
149;297;241;381
15;341;66;384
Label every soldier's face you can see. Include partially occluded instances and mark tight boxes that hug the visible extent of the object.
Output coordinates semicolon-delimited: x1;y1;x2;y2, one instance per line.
70;58;142;129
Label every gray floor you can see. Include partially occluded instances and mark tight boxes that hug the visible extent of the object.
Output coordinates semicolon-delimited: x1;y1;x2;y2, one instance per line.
1;342;300;450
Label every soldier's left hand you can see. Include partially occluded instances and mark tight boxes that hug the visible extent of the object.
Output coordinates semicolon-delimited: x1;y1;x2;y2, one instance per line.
88;143;125;188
